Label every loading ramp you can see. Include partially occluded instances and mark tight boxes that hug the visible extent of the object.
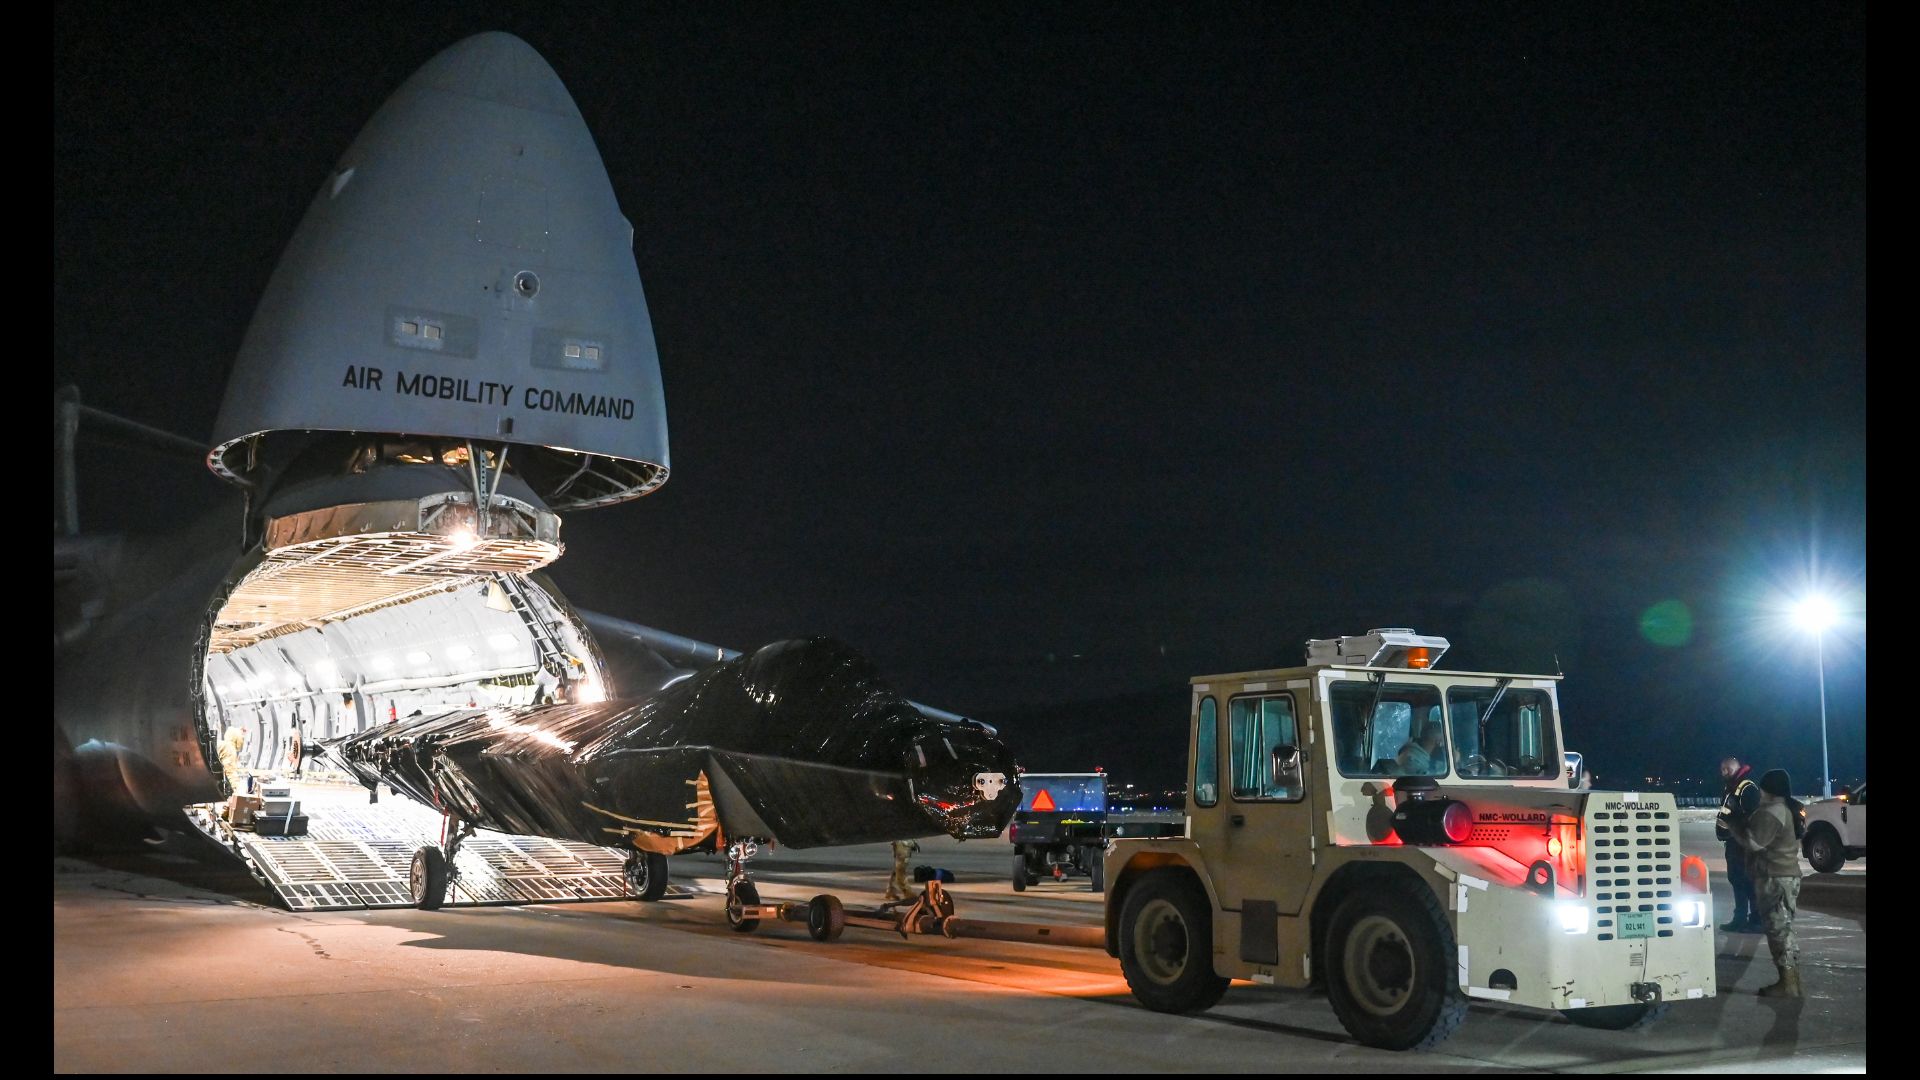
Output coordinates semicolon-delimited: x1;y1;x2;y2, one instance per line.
186;780;685;911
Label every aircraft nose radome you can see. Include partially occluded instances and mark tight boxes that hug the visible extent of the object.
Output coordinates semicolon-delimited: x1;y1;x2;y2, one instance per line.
206;27;671;506
409;32;582;120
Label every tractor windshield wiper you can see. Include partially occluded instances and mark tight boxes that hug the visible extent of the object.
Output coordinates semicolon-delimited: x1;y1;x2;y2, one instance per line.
1477;678;1513;748
1359;671;1388;756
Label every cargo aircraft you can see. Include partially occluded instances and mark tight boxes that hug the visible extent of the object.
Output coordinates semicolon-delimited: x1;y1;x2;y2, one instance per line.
54;33;1017;914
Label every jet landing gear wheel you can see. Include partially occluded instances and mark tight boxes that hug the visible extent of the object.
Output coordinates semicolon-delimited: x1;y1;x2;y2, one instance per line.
723;839;763;932
409;846;448;910
625;850;669;901
1117;870;1229;1014
726;880;761;932
1325;887;1467;1051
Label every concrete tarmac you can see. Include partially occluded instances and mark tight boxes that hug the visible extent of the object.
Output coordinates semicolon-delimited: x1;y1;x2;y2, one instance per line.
55;822;1864;1073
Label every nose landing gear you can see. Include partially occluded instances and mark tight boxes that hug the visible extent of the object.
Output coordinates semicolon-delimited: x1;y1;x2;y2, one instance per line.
724;839;767;932
410;817;475;909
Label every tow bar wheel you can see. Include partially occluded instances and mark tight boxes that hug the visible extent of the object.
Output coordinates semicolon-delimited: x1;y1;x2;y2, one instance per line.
807;894;847;942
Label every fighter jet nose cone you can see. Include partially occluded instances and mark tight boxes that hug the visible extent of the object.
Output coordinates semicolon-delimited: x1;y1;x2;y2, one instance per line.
410;32;582;120
906;725;1021;840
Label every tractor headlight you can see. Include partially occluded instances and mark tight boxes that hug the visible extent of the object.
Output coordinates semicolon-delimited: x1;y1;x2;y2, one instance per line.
1676;900;1707;928
1390;797;1474;845
1556;902;1590;934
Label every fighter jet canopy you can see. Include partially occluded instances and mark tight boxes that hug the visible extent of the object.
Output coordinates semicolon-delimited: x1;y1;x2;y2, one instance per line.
207;32;669;509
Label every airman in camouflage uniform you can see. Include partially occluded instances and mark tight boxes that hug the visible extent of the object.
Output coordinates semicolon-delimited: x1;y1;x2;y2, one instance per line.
1729;768;1804;998
886;839;919;901
217;727;250;795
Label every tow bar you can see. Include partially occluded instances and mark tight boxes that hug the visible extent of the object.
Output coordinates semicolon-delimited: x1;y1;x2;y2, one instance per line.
733;880;1107;949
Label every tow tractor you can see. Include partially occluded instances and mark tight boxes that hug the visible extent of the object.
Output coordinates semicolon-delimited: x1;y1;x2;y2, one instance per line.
1101;629;1717;1050
722;628;1717;1053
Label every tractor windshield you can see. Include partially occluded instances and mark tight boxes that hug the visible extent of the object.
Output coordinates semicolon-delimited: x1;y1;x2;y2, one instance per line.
1446;685;1560;778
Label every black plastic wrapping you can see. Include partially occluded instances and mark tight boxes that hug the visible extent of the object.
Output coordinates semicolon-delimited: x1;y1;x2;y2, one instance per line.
331;638;1019;852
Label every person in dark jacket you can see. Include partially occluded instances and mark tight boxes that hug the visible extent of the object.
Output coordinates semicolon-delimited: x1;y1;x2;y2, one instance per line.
1728;768;1805;998
1715;756;1762;932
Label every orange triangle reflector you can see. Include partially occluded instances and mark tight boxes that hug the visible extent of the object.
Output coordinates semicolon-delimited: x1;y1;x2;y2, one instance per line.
1032;789;1056;812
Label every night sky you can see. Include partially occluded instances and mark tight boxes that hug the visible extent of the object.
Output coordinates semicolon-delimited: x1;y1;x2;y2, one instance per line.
55;6;1865;791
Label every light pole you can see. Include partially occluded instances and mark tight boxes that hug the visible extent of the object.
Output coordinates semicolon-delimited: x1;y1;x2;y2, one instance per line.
1790;596;1837;798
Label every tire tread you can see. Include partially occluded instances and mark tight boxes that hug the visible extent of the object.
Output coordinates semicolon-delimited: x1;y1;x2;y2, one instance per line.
1325;879;1467;1051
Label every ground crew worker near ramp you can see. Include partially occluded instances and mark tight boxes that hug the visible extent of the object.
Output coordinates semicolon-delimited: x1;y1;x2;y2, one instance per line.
886;840;919;901
1728;768;1805;998
217;728;249;794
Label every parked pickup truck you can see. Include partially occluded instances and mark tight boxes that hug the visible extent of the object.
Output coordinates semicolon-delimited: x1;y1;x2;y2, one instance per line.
1010;772;1181;892
1802;782;1866;873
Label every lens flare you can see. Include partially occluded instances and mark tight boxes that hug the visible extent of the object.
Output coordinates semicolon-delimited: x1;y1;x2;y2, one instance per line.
1638;599;1693;647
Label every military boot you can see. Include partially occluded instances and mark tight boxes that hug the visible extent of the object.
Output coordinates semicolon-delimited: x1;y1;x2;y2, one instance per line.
1758;966;1803;999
